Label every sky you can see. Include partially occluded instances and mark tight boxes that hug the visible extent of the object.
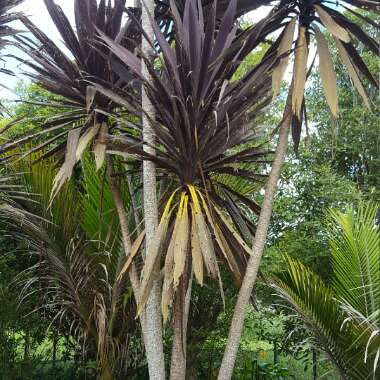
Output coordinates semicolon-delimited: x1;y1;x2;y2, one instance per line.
0;1;271;100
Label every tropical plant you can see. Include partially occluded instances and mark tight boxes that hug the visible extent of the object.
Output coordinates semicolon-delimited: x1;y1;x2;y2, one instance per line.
97;1;380;377
1;0;379;378
271;202;380;379
99;0;276;318
0;156;141;379
4;0;133;181
1;1;166;375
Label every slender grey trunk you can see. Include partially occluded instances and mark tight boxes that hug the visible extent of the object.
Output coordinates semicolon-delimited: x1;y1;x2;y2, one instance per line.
141;0;166;378
170;274;193;380
108;156;167;378
217;104;292;380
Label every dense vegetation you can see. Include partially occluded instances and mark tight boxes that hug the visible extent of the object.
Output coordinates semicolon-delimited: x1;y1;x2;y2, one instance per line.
0;1;379;379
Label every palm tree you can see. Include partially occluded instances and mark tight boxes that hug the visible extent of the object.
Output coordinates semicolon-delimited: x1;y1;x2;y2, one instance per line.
1;1;165;374
0;155;142;379
98;1;277;376
271;202;380;379
102;0;274;301
98;0;379;377
1;0;378;378
4;0;130;173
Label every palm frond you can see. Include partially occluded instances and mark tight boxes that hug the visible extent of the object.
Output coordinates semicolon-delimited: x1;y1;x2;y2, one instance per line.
272;255;375;379
0;155;137;377
272;202;380;379
329;203;380;321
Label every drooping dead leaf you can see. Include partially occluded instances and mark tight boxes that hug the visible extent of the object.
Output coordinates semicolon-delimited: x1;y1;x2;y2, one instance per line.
50;128;81;204
292;27;308;119
335;37;371;109
117;231;146;280
272;18;296;100
188;187;218;278
315;5;350;43
76;123;100;161
315;27;339;117
190;205;204;286
137;190;178;314
162;232;175;324
94;123;108;171
173;194;190;288
86;86;97;112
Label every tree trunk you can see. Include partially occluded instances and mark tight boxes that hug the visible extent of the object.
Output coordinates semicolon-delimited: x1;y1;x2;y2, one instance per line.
170;274;193;380
23;331;30;362
273;340;278;364
52;332;58;368
140;0;166;378
217;105;292;380
312;349;317;380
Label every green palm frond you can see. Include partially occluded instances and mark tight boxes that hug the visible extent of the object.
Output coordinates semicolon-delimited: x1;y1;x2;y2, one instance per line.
329;203;380;322
10;155;80;250
0;156;137;377
329;202;380;375
272;202;380;379
273;256;375;379
80;155;140;283
81;156;122;251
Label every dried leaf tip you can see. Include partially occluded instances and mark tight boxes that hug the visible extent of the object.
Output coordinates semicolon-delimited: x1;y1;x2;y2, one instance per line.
315;26;339;117
272;18;296;100
314;5;350;43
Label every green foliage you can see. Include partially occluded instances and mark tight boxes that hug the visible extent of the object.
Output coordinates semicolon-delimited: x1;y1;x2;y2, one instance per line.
0;154;140;378
264;148;360;280
0;4;378;379
236;359;291;380
3;81;64;139
272;202;380;379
